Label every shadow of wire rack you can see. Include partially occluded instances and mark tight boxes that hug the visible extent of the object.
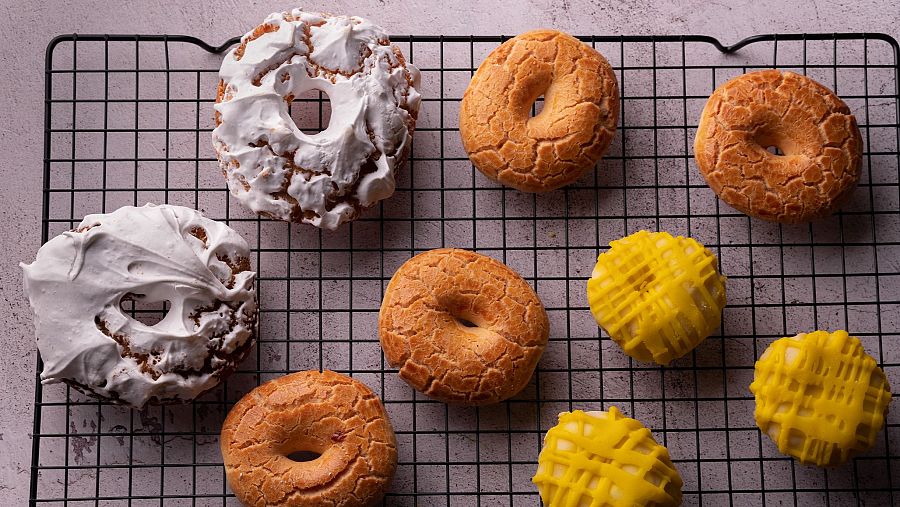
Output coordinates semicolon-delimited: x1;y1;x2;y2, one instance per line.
32;32;900;506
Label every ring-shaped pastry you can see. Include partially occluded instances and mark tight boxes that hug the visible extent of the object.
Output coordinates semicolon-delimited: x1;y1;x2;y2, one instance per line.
379;248;549;405
694;69;862;223
459;29;619;192
221;370;397;506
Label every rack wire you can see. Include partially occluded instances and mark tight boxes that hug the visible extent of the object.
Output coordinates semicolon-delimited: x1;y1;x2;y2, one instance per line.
32;32;900;505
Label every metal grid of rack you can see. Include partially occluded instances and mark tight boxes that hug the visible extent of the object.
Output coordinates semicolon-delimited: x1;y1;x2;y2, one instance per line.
32;32;900;505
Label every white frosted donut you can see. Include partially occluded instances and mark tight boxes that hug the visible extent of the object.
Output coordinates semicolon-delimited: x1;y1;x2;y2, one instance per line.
213;9;421;230
21;204;258;408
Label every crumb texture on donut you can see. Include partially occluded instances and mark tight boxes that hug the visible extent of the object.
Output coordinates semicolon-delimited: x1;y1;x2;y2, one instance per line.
533;408;683;506
750;330;891;467
221;370;397;507
694;69;862;223
21;204;257;408
379;248;549;405
587;231;726;365
213;9;421;229
459;29;619;192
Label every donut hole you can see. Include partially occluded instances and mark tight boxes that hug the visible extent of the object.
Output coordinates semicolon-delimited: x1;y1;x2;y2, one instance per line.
445;306;484;331
755;129;797;157
524;76;558;124
455;316;479;328
529;95;546;118
120;293;169;327
438;295;487;331
286;450;322;462
287;89;333;136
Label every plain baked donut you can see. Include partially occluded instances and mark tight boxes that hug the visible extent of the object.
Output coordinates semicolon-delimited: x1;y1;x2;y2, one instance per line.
220;370;396;507
459;29;619;192
379;248;549;405
694;69;862;223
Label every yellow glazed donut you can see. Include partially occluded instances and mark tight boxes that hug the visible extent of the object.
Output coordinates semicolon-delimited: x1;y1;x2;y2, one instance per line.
587;231;726;365
533;408;683;507
750;330;891;467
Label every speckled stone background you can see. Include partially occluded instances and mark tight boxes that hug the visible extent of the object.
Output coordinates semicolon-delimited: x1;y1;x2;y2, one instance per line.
2;1;900;505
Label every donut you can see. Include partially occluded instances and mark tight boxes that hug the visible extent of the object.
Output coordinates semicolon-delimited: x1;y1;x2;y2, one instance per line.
379;248;549;405
750;330;891;467
587;230;726;365
20;204;257;408
220;370;396;506
533;408;683;506
213;9;421;230
459;29;619;192
694;69;862;223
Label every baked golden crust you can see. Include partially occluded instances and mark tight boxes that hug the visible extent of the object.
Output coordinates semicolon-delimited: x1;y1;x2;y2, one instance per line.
220;371;396;507
694;69;862;223
459;29;619;192
379;249;549;405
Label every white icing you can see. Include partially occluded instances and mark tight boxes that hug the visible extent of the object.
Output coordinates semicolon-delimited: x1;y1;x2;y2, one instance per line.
21;204;257;408
213;9;421;230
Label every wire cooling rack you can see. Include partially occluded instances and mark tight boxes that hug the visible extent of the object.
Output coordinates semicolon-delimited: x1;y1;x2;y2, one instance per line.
32;32;900;506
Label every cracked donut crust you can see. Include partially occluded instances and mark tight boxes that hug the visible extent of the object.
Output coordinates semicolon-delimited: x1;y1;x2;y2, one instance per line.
694;69;862;223
221;370;396;507
378;249;549;405
459;29;619;193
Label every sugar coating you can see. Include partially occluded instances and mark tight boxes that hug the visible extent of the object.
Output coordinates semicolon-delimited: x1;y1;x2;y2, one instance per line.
213;9;421;229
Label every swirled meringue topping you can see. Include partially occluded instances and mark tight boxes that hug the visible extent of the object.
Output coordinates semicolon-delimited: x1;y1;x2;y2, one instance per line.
21;204;257;408
213;9;421;229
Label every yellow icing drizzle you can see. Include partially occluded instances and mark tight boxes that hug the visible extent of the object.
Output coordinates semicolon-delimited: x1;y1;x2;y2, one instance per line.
586;230;726;364
532;407;683;507
750;330;892;467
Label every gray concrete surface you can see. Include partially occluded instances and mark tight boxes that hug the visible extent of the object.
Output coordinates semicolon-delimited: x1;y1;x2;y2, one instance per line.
2;0;899;504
